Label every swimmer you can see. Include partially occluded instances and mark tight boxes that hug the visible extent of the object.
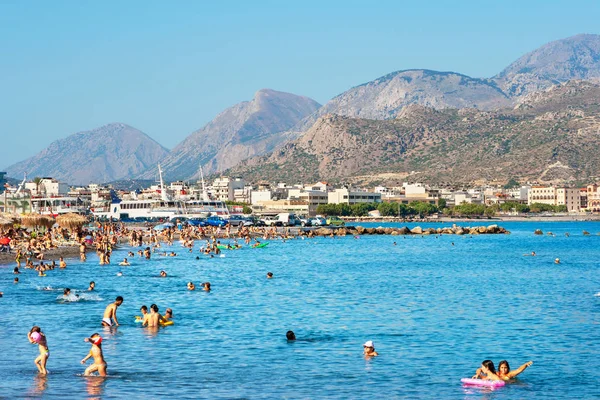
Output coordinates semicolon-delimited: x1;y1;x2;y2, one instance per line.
363;340;378;357
119;258;130;266
28;326;49;375
286;330;296;341
472;360;501;380
59;257;67;269
128;251;134;257
195;256;200;260
187;282;196;291
160;270;167;277
202;282;211;292
143;304;166;327
168;252;176;257
14;266;20;274
497;360;533;380
88;281;95;291
81;333;107;376
14;277;19;283
267;272;273;279
555;258;560;264
139;305;149;325
393;242;397;246
101;296;123;327
164;308;173;321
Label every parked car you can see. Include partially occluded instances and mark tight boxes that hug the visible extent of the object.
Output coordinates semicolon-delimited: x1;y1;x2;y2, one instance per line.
311;216;327;226
299;216;312;227
326;216;345;226
187;218;207;227
205;215;228;227
243;217;266;227
275;212;300;226
261;216;283;227
226;215;246;227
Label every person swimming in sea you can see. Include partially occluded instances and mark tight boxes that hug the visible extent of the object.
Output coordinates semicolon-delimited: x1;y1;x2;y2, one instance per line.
27;326;49;375
202;282;211;292
59;257;67;269
160;270;167;277
81;333;107;376
497;360;533;380
187;282;196;291
267;272;273;279
363;341;378;357
119;258;130;266
102;296;123;327
472;360;501;380
88;281;95;291
143;304;166;327
286;330;296;341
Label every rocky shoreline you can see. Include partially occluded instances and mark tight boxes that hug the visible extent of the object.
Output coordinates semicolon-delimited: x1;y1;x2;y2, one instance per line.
309;224;509;236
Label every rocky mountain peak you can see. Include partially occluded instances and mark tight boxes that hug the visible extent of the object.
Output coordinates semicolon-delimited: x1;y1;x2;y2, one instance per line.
493;34;600;96
4;123;169;185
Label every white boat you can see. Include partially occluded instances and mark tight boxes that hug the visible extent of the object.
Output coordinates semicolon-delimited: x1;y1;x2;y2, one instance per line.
92;165;229;220
31;195;89;216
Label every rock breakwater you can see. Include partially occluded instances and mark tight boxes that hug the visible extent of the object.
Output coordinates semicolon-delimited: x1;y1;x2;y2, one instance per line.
308;224;509;237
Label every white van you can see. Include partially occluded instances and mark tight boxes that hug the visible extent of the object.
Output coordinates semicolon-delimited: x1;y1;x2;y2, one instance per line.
275;212;300;226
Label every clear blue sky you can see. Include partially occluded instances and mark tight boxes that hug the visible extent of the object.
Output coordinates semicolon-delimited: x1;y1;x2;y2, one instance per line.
1;0;599;169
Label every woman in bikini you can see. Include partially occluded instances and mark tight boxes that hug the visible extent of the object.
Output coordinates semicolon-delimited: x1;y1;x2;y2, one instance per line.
27;326;49;375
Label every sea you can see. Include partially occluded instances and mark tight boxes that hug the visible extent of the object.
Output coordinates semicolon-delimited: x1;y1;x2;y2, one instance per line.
0;221;599;399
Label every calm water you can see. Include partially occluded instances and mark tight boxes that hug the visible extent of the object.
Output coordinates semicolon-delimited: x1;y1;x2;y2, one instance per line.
1;222;599;399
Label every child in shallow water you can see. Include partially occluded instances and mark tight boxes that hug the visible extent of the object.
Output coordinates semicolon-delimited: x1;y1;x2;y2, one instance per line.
27;326;49;375
81;333;107;376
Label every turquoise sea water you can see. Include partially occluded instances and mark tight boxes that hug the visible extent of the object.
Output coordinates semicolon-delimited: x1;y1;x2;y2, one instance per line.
1;221;599;399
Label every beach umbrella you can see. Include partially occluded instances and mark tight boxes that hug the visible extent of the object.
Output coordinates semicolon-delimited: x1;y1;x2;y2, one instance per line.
20;213;46;228
0;216;14;227
56;213;88;230
0;212;20;224
20;213;55;230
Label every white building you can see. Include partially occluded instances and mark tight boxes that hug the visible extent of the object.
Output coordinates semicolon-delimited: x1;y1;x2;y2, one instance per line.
250;190;273;205
25;178;69;196
327;188;382;204
211;177;245;201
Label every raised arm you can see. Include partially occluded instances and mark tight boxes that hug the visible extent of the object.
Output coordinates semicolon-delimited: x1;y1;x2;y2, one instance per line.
471;368;483;379
507;361;533;378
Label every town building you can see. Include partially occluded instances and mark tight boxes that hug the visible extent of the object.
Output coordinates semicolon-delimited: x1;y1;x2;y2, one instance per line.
25;178;69;197
211;177;245;201
327;187;382;204
528;186;556;205
556;188;581;212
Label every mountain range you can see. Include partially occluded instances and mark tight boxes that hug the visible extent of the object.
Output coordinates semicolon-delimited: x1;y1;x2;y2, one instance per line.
229;80;600;185
4;33;600;185
4;123;168;185
139;89;321;182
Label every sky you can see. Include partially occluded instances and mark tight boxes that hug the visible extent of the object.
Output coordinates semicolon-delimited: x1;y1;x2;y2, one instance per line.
1;0;600;169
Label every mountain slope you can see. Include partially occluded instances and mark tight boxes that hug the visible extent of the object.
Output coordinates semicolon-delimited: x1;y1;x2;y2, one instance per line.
230;81;600;185
142;89;321;181
4;123;168;185
493;34;600;96
289;69;512;135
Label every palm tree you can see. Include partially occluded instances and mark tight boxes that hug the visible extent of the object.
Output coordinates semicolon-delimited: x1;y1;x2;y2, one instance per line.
32;177;42;196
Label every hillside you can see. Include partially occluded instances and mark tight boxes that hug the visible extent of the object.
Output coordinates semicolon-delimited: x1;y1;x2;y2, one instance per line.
229;81;600;185
493;34;600;97
288;69;512;135
140;89;321;181
4;123;169;185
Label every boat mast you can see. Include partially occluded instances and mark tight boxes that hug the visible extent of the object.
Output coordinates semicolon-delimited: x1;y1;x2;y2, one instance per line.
199;164;209;201
158;164;169;202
